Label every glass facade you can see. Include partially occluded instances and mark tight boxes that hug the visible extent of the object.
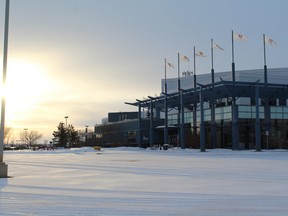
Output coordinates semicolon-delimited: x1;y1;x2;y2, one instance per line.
167;104;288;149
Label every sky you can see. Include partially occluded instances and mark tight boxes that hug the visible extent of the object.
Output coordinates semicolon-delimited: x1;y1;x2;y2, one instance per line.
0;0;288;143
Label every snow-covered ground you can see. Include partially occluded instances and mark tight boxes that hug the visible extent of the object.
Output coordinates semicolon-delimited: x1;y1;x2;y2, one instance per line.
1;147;288;216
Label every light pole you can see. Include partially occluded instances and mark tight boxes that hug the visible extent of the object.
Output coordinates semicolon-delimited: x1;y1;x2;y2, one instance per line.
64;116;69;127
85;125;89;144
0;0;10;178
64;116;70;147
24;128;28;146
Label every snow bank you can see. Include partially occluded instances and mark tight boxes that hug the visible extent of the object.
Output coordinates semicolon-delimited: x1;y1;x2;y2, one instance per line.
1;148;288;215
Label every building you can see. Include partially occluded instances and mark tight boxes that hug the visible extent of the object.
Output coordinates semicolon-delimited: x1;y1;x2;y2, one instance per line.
96;68;288;150
94;112;164;147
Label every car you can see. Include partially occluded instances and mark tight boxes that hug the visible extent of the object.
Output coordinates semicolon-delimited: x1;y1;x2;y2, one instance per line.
162;144;173;150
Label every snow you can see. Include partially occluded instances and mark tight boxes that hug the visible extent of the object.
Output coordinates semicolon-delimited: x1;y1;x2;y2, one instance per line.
1;147;288;216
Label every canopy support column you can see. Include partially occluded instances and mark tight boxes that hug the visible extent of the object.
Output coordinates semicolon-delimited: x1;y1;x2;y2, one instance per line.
149;99;154;147
199;86;205;152
180;90;185;149
164;93;168;144
232;98;239;150
211;101;216;148
255;81;261;151
137;103;142;147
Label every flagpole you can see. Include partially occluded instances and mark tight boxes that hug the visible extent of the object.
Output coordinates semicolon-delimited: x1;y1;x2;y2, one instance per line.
232;30;235;82
193;46;196;89
263;34;267;66
192;46;197;149
177;54;185;149
177;52;181;148
211;39;214;84
177;52;180;91
0;0;10;178
164;58;168;144
263;34;270;141
164;58;167;86
211;39;214;69
263;34;268;85
231;30;238;150
211;39;216;149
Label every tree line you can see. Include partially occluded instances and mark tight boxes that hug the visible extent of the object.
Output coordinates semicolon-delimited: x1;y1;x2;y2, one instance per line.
4;127;43;146
4;122;82;149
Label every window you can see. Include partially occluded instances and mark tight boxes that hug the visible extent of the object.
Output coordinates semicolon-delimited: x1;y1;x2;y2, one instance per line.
279;98;286;106
269;99;277;106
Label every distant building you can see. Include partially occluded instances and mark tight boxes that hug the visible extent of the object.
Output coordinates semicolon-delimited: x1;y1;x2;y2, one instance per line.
108;112;138;123
95;111;164;147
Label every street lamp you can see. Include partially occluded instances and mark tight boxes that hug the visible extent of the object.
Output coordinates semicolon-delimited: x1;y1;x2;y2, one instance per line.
85;125;89;143
64;116;69;127
0;0;10;178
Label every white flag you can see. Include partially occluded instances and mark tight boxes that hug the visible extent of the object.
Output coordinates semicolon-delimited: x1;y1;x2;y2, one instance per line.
195;50;206;57
233;32;248;41
180;55;190;62
213;42;224;51
265;35;276;45
167;62;175;68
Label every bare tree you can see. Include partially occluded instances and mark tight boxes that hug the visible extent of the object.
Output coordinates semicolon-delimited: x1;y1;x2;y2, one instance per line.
19;130;43;147
4;127;12;144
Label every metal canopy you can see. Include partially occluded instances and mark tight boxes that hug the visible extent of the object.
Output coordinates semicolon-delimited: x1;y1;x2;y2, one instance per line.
125;79;288;151
126;80;288;109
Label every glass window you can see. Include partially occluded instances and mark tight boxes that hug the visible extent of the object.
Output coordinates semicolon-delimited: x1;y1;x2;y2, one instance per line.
215;114;223;121
239;112;252;119
271;107;283;112
223;113;232;119
184;112;192;124
279;99;286;106
239;106;251;112
251;112;265;119
251;106;264;112
223;106;232;113
204;115;211;121
184;112;192;118
283;107;288;113
271;113;283;119
215;107;223;114
204;109;211;115
283;113;288;119
168;119;178;125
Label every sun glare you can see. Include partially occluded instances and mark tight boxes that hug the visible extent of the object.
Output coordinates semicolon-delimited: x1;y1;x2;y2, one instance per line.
1;59;50;125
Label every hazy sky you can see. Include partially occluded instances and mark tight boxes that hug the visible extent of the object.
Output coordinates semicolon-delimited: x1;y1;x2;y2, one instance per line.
0;0;288;142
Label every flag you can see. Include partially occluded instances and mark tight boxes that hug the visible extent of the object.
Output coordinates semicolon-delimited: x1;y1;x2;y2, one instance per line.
233;32;247;41
180;55;190;62
213;42;224;51
265;35;276;45
167;62;175;68
195;50;206;57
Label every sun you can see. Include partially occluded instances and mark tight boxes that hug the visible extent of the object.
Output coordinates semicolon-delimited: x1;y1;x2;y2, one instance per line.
0;58;50;125
6;59;48;96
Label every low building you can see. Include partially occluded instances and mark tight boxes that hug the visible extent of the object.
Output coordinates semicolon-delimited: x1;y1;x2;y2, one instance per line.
94;112;164;148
